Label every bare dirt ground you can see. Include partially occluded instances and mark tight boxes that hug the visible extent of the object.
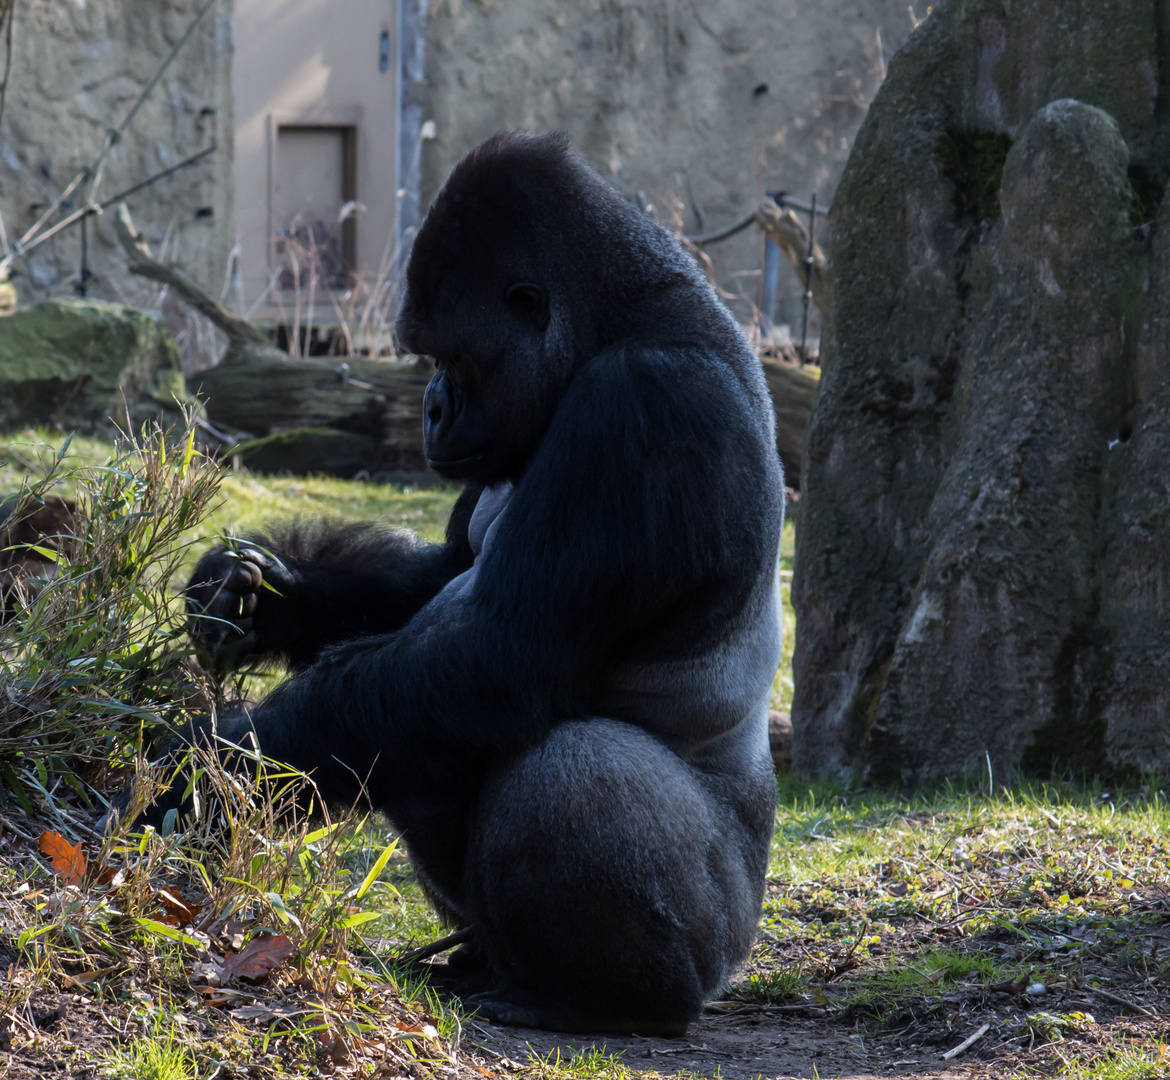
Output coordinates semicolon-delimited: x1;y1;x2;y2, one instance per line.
467;910;1169;1080
1;911;1167;1080
474;1003;1166;1080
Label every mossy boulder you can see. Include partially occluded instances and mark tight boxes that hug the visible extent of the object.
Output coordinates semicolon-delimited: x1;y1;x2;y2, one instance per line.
793;0;1170;781
0;299;189;432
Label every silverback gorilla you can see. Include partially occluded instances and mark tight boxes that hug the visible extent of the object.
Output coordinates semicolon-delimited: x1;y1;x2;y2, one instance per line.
178;132;784;1035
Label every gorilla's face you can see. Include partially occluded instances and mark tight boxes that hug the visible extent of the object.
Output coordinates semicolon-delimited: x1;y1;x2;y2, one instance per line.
410;274;559;483
397;135;601;484
422;358;493;480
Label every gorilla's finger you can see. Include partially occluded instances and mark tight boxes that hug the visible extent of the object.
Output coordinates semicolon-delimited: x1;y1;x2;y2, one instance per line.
244;548;295;593
225;561;263;592
239;592;258;617
202;591;243;620
214;629;257;672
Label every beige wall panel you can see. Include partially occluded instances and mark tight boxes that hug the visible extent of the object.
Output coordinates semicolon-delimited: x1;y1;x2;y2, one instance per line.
234;0;397;318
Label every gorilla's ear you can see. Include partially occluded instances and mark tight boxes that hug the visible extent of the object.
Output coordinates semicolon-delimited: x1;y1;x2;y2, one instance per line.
505;283;550;332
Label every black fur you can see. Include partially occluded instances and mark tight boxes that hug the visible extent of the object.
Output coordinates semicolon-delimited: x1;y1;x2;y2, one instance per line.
171;132;784;1035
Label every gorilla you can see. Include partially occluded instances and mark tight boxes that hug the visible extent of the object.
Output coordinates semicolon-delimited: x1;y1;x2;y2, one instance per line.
0;495;78;622
176;132;784;1035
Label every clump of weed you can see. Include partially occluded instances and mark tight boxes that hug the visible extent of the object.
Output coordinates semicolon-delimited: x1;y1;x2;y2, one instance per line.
0;416;221;812
1033;1038;1169;1079
99;1012;196;1080
728;966;804;1003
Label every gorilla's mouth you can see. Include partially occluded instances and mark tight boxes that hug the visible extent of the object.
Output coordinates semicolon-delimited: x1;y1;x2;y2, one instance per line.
427;453;484;478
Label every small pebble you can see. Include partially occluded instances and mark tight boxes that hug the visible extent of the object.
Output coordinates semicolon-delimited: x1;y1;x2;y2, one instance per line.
1026;982;1048;996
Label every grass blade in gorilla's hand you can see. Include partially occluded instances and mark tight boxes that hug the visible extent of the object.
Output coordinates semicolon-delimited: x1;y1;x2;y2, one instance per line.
141;131;785;1036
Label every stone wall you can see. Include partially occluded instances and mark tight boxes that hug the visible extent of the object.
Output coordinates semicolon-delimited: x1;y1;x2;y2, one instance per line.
0;0;233;305
417;0;912;328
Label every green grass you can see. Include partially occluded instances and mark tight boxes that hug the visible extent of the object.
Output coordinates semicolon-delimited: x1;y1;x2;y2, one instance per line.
98;1014;197;1080
772;513;796;712
1031;1041;1170;1080
0;430;457;545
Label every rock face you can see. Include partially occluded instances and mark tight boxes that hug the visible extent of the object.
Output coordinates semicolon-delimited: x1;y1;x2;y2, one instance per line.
793;0;1170;781
0;300;189;432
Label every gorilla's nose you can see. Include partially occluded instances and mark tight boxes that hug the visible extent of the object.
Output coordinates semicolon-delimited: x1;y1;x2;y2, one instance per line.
424;373;458;440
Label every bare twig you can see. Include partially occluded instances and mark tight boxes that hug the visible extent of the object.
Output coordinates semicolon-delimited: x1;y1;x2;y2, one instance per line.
756;198;827;313
398;926;472;963
943;1022;991;1060
1091;987;1158;1019
113;204;279;356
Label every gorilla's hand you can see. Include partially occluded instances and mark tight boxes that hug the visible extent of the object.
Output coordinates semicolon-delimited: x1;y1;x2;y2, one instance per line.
102;710;258;833
187;545;297;671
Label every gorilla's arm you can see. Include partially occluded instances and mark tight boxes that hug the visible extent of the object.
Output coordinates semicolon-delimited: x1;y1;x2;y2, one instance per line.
230;347;768;807
188;482;481;671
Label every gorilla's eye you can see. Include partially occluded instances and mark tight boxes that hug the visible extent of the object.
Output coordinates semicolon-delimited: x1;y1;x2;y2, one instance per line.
505;283;550;331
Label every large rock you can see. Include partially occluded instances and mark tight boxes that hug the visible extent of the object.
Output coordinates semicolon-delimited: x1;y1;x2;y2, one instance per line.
0;299;188;432
793;0;1170;781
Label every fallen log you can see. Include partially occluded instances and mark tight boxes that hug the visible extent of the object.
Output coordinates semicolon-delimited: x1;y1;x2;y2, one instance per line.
761;357;819;490
195;357;431;472
115;203;820;483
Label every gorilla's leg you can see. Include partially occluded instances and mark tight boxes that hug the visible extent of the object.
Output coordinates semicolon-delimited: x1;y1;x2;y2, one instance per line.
459;719;768;1035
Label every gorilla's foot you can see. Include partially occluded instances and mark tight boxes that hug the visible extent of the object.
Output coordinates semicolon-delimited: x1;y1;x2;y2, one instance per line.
464;990;689;1037
447;940;489;972
413;957;493;998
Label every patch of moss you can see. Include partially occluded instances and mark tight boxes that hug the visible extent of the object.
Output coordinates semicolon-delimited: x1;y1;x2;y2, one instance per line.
1126;160;1166;226
1021;627;1110;777
936;128;1014;225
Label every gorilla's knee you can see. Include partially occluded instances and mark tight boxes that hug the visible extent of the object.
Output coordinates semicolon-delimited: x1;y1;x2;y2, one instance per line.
463;721;748;1024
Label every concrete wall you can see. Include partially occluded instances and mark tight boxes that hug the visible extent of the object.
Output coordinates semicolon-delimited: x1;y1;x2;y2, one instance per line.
233;0;398;324
0;0;233;305
418;0;912;328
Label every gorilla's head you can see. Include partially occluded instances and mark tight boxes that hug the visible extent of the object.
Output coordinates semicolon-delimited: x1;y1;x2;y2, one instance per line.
396;131;697;483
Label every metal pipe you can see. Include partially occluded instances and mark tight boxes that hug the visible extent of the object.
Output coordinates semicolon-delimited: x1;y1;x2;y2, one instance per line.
799;192;817;364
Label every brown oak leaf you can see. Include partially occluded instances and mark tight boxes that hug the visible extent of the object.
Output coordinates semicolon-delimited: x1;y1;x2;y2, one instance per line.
38;831;86;885
221;935;295;983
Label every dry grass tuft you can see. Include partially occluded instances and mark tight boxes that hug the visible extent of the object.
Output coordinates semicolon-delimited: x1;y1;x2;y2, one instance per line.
0;416;221;817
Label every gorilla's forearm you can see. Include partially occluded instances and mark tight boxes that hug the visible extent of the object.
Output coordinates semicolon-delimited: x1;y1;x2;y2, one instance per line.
246;608;562;810
190;483;482;672
254;521;474;669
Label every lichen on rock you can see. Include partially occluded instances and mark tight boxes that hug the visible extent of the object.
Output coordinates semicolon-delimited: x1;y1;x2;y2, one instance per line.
0;298;190;433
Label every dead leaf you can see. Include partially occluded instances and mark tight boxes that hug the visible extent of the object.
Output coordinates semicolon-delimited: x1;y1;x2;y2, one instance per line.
207;918;250;950
990;974;1030;995
61;966;119;988
38;831;85;885
317;1029;351;1066
158;889;203;926
220;935;295;983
